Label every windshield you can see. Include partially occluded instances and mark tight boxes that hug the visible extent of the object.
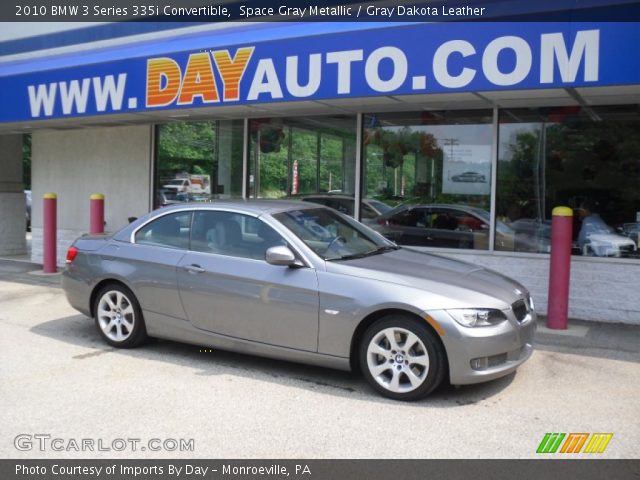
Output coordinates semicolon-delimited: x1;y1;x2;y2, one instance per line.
273;208;395;261
367;200;392;214
165;179;185;186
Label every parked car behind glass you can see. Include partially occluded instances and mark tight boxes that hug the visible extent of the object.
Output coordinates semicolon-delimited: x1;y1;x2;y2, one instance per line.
162;178;192;194
579;224;637;257
298;194;392;225
576;209;637;257
373;204;518;251
616;222;640;245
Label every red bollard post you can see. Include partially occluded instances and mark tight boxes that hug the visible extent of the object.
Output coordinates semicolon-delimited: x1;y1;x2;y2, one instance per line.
547;206;573;329
43;192;57;274
90;193;105;235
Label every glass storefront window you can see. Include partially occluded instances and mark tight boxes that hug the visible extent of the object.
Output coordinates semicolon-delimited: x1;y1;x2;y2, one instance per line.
362;110;494;248
497;105;640;259
152;104;639;261
248;115;357;214
155;120;244;209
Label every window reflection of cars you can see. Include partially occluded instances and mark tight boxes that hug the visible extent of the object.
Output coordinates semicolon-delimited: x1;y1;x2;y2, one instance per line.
578;223;637;257
502;216;635;257
155;190;170;207
298;194;392;225
156;189;210;208
508;219;552;253
162;178;191;193
373;204;515;250
616;222;640;242
574;209;637;257
451;172;486;183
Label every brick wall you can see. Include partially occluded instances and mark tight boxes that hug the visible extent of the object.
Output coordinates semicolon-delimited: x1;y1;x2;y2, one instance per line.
440;250;640;325
30;227;85;268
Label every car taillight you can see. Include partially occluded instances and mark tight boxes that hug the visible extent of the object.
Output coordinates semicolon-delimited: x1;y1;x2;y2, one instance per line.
377;218;388;226
66;246;78;264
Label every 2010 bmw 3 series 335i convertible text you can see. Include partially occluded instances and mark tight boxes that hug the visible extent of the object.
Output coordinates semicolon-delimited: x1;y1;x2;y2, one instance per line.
62;200;536;401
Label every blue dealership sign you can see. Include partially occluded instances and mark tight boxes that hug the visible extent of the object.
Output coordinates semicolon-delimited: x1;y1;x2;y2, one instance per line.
1;22;639;123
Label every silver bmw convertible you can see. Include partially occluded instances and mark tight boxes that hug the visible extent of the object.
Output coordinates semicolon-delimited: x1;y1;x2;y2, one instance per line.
62;200;536;401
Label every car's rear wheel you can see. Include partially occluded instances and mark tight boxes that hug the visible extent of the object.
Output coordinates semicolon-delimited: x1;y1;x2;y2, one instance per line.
94;284;147;348
359;314;446;401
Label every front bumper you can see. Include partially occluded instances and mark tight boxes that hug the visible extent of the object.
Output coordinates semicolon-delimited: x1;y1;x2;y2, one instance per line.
427;308;537;385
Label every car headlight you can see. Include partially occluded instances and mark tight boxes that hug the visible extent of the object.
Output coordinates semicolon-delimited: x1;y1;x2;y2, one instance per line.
447;309;507;327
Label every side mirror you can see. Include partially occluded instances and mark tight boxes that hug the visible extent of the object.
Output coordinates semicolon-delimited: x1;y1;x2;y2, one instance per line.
266;245;297;266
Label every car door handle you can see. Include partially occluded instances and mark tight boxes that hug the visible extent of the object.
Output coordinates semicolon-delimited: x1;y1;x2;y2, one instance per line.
184;264;205;274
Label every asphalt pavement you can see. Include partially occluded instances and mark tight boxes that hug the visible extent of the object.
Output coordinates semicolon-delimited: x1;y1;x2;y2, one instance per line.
1;259;638;459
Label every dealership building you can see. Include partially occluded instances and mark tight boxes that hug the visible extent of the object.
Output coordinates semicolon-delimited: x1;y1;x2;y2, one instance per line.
0;12;639;324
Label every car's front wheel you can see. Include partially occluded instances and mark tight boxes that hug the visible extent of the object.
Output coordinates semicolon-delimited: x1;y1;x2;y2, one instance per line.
359;314;446;401
94;284;147;348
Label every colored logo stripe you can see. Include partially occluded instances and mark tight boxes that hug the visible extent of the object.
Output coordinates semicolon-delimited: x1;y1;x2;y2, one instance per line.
583;433;613;453
537;433;613;454
560;433;589;453
537;433;565;453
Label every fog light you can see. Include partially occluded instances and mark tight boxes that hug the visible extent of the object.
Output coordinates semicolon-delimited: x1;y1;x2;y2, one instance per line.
471;357;489;370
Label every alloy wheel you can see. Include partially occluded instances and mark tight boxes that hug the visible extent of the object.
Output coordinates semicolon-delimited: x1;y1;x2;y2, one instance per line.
97;290;136;342
366;327;430;394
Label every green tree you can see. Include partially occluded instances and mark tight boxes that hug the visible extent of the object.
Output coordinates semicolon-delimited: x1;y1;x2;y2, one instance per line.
157;122;215;180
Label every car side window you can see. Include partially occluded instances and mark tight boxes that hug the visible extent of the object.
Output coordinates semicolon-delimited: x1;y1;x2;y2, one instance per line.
191;211;286;260
337;199;354;215
389;208;424;227
429;209;458;231
135;211;192;249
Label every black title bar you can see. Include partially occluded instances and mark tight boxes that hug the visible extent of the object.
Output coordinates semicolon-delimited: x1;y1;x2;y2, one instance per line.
2;459;640;480
3;0;640;22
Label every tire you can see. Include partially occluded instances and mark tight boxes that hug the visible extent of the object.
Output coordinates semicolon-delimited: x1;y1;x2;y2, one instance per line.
93;283;147;348
359;314;447;401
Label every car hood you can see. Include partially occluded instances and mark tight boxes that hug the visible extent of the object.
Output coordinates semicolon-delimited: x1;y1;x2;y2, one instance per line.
325;248;528;309
588;233;636;247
